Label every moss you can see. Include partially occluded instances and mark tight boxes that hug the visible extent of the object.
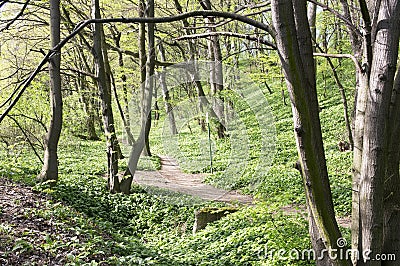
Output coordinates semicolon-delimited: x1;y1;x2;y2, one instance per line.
193;207;239;233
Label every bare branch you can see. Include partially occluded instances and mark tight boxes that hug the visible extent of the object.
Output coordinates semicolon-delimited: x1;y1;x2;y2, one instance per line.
176;31;276;49
0;10;274;124
358;0;373;67
184;8;271;31
9;113;47;131
106;43;176;67
0;0;30;32
313;52;361;73
61;68;97;79
7;115;44;164
72;10;275;36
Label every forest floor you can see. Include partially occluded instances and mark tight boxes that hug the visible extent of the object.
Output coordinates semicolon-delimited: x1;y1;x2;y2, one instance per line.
134;155;254;204
0;177;111;265
0;156;350;265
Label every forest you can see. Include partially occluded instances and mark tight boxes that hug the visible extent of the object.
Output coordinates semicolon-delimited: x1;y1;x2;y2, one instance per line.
1;0;400;265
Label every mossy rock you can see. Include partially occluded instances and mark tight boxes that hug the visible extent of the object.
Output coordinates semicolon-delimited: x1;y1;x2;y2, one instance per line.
193;207;238;234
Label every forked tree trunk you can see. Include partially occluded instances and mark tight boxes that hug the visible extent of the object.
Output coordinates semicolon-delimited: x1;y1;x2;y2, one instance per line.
38;0;62;184
120;0;155;194
271;1;347;265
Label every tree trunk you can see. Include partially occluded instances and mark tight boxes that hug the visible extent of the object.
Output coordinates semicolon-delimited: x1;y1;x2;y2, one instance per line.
158;42;178;135
120;0;155;194
317;52;354;149
102;33;123;159
38;0;62;184
141;0;155;156
358;2;400;264
76;75;99;141
201;0;226;139
271;1;347;265
111;29;135;146
91;0;120;193
307;3;316;41
383;67;400;264
110;72;135;145
337;1;365;260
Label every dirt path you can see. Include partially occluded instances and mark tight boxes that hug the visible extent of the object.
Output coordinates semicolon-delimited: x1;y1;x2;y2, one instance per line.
133;156;351;228
133;156;253;204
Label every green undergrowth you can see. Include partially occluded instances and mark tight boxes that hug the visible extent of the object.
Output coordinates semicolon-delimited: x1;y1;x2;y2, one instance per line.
0;58;355;264
1;140;316;265
156;204;314;265
159;73;353;217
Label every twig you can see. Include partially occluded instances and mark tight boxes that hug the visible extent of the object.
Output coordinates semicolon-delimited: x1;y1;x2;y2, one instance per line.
176;31;276;49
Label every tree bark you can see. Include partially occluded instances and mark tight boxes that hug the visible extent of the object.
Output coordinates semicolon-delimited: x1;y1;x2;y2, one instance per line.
38;0;62;184
120;0;155;194
142;0;155;156
308;2;317;52
383;67;400;264
358;2;400;264
337;0;365;260
271;1;347;265
91;0;120;193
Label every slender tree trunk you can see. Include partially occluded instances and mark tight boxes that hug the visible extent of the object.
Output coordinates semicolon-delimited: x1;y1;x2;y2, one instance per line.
102;33;123;159
91;0;120;193
158;42;178;135
110;72;135;145
308;3;317;44
142;0;155;156
78;48;102;141
271;1;348;265
120;0;154;194
76;75;99;141
110;30;135;146
337;1;365;260
38;0;62;183
317;52;353;149
174;0;223;133
201;0;226;139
